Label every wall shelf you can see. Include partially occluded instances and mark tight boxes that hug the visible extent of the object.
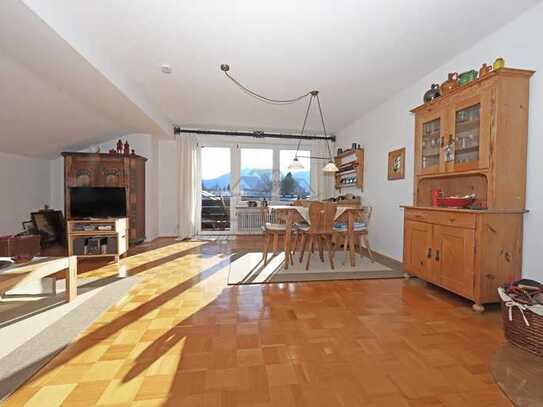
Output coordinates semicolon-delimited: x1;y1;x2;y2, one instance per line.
335;148;364;191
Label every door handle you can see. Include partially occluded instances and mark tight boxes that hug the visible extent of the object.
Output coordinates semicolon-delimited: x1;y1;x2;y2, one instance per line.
427;248;432;259
440;136;444;148
435;249;440;262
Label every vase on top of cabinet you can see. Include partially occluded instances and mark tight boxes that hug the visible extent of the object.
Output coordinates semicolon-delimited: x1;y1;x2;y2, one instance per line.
404;68;534;312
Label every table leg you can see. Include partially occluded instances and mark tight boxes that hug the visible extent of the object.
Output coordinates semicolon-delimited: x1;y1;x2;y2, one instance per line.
66;256;78;302
284;212;294;270
348;212;356;267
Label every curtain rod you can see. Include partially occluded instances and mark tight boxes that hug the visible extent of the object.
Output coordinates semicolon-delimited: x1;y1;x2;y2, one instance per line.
173;127;336;142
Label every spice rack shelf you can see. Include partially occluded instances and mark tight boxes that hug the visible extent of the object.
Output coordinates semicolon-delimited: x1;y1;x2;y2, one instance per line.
334;148;364;191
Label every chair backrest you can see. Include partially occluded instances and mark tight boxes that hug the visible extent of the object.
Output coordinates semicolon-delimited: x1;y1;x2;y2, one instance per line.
260;206;269;224
357;206;372;227
307;202;337;234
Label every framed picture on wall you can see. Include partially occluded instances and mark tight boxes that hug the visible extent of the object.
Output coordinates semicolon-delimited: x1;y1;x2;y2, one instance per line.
388;148;406;180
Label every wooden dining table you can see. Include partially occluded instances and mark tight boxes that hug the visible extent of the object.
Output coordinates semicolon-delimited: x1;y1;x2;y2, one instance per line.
269;204;365;269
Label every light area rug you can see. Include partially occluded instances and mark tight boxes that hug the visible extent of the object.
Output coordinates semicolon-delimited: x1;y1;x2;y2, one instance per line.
228;251;403;285
0;275;138;401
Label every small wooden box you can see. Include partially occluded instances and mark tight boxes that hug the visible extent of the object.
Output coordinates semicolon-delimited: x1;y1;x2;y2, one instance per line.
0;235;41;257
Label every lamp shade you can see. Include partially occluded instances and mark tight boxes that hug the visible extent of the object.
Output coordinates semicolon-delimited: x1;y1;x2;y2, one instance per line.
288;157;305;170
322;160;339;173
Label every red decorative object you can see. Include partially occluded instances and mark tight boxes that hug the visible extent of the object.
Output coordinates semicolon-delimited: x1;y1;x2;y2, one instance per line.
437;196;475;208
431;189;442;207
123;141;130;156
116;140;123;154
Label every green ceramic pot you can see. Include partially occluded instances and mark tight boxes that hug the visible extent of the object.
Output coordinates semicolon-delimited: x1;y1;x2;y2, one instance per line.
459;70;478;86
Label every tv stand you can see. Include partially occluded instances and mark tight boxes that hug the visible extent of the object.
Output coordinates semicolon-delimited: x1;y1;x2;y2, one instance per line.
62;152;146;245
67;218;128;262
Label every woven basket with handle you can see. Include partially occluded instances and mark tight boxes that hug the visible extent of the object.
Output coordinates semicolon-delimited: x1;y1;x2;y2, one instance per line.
500;298;543;357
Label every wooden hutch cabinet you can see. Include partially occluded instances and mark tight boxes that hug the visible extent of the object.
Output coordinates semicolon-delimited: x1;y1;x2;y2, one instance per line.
62;152;147;245
403;68;533;311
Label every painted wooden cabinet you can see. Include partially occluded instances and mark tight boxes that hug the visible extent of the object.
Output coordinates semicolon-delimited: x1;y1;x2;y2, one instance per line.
62;152;147;245
404;68;533;311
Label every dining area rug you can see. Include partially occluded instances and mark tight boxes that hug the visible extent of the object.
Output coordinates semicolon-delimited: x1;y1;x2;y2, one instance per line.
227;251;403;285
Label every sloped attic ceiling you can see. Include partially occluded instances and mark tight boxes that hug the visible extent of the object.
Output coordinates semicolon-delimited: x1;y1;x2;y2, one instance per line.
0;0;171;158
22;0;541;140
2;1;541;158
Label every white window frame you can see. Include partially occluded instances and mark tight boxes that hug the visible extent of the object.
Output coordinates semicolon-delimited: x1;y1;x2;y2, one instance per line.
198;135;313;234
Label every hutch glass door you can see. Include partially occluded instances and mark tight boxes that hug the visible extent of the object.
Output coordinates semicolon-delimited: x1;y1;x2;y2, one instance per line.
453;103;480;167
420;117;441;175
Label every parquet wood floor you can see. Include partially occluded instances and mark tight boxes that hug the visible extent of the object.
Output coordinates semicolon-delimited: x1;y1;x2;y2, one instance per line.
3;237;511;406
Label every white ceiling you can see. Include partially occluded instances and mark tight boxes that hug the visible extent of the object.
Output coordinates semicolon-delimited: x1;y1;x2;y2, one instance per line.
0;1;170;158
3;0;542;157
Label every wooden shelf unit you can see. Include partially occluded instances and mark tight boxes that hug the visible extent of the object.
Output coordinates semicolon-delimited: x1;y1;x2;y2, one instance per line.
403;68;534;312
67;218;128;262
62;152;146;245
334;148;364;191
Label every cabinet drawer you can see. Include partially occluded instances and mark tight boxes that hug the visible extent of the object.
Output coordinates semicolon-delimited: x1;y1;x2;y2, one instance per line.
405;209;476;229
431;212;476;229
404;209;431;223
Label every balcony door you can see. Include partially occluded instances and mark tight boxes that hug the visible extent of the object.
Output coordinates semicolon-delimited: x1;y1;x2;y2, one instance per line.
200;147;231;233
199;142;312;234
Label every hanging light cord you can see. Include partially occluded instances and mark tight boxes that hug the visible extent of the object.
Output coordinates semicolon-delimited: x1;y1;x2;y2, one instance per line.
221;64;312;105
220;64;333;161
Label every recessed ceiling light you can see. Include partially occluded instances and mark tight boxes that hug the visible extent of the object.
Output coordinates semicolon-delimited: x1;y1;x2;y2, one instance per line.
161;64;172;74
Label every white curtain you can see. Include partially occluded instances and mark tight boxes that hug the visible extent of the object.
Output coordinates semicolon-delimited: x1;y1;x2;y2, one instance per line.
310;140;335;200
177;134;201;239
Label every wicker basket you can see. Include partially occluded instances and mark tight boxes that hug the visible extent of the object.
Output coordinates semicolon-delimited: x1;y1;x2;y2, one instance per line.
500;299;543;357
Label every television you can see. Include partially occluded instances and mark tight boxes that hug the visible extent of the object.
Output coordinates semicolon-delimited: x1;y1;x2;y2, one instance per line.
69;187;127;218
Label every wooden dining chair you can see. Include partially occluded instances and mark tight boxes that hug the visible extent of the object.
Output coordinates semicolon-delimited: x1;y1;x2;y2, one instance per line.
297;202;337;270
332;206;374;265
260;207;294;266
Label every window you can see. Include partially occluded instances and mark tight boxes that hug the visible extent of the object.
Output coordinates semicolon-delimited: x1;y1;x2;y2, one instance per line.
240;148;273;200
279;150;311;201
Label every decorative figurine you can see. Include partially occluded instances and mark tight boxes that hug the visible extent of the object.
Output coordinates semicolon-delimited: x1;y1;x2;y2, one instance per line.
458;70;478;86
116;139;123;154
479;63;492;77
423;84;441;103
493;57;505;71
441;72;459;96
123;141;130;156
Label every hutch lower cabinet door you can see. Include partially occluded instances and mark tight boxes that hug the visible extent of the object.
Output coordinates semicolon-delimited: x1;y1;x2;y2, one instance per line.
403;220;433;282
433;225;475;299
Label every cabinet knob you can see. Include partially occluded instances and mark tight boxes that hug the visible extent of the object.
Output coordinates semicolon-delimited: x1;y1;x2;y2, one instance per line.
435;249;440;262
427;248;432;258
448;217;456;223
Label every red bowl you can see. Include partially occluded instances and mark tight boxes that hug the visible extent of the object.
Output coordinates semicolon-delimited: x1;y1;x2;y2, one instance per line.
438;197;475;208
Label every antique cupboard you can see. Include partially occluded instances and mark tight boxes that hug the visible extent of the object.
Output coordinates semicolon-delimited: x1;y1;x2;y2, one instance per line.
402;68;533;311
62;152;146;245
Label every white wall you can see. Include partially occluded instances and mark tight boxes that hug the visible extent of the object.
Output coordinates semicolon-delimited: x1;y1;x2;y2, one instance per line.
337;3;543;280
0;152;50;235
